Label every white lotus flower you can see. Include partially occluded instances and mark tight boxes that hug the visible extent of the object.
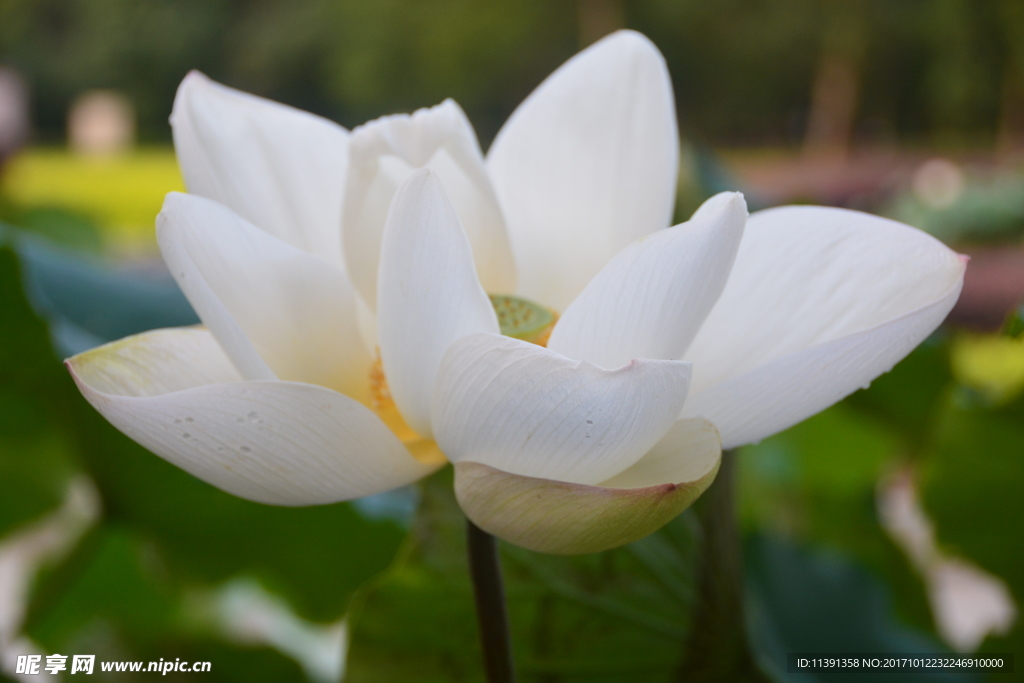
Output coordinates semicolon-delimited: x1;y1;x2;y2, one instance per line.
66;31;966;555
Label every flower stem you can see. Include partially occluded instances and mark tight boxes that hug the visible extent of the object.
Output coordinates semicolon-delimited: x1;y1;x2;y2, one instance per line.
677;449;772;682
466;519;516;683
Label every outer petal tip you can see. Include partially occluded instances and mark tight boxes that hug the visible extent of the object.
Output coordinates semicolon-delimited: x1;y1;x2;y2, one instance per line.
690;190;748;224
403;167;435;192
64;358;84;391
178;69;209;90
158;189;187;214
597;29;666;62
454;453;720;555
170;71;212;122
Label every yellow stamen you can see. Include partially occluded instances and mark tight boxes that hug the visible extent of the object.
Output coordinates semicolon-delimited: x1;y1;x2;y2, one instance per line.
532;317;557;348
369;354;447;465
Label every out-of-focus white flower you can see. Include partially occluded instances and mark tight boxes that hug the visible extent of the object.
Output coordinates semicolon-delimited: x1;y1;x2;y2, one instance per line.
0;479;99;678
878;470;1016;652
211;578;346;683
912;158;965;210
67;31;965;554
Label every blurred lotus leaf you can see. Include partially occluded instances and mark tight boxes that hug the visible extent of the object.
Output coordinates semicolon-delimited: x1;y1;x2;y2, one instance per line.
346;466;965;683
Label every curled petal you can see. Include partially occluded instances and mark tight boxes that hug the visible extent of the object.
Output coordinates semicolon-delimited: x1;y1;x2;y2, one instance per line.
433;333;691;485
171;71;349;265
158;192;372;401
67;328;439;506
454;419;720;555
343;100;515;309
549;192;746;369
377;171;499;438
683;206;967;447
487;30;678;311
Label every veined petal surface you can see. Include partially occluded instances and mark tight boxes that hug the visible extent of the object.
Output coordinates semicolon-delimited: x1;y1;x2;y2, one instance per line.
343;100;515;309
158;192;372;401
171;71;349;265
433;333;691;486
377;171;499;438
487;30;678;311
682;206;966;447
599;418;720;489
67;328;438;506
548;192;746;369
68;326;243;393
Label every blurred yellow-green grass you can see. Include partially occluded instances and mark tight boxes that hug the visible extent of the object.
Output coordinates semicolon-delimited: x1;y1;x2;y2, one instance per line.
2;147;184;256
951;332;1024;404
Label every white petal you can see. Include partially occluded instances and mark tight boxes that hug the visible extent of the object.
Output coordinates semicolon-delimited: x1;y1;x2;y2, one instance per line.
157;196;275;384
454;455;719;555
65;326;242;394
377;171;499;438
486;30;678;311
598;418;720;489
67;329;438;506
158;192;372;401
548;192;746;369
342;100;515;309
433;333;691;485
682;206;966;447
171;71;349;265
682;291;962;448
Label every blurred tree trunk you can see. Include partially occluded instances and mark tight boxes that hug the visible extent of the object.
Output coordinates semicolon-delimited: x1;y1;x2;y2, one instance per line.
577;0;624;48
803;1;867;161
996;0;1024;160
0;66;29;174
996;67;1024;160
925;0;995;148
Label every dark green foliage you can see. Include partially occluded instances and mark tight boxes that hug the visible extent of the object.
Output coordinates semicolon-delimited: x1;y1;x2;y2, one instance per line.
0;246;77;538
921;390;1024;683
748;534;977;683
347;468;700;683
346;467;965;683
845;335;953;447
24;525;308;682
1003;303;1024;338
1;0;1018;146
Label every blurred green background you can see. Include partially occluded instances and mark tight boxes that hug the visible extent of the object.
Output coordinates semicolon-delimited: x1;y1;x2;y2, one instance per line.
1;0;1024;681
